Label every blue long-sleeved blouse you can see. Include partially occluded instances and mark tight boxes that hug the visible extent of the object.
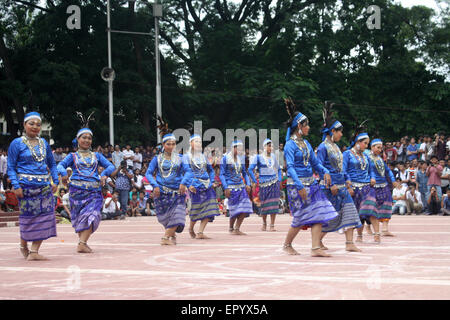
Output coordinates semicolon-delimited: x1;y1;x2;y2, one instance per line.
57;151;115;190
7;137;59;189
343;149;376;183
316;141;350;185
367;152;395;184
145;153;189;190
247;153;282;184
284;138;329;190
181;153;215;190
219;154;250;189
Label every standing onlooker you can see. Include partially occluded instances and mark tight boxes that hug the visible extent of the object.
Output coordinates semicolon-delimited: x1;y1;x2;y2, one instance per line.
122;145;135;169
417;161;429;212
53;147;64;165
113;160;134;217
435;133;446;161
396;162;410;188
406;184;423;214
112;145;123;168
133;147;143;171
406;138;419;161
392;178;408;215
275;143;285;170
397;138;407;163
102;145;113;163
406;159;418;188
419;136;429;162
440;159;450;194
142;146;153;167
426;156;443;202
385;142;397;163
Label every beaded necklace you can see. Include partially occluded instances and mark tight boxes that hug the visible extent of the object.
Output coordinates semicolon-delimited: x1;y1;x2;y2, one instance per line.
158;152;178;179
324;138;343;172
351;147;368;171
73;151;98;178
189;151;207;174
226;153;242;175
369;151;385;176
261;151;275;170
22;136;46;162
291;135;310;167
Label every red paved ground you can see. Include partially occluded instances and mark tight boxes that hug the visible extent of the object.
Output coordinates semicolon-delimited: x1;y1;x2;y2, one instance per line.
0;214;449;300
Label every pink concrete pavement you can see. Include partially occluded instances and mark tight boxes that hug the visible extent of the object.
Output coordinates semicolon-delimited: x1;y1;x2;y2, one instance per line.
0;214;449;300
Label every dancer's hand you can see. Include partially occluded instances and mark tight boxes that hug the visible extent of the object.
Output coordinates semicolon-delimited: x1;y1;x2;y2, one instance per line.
246;185;252;196
100;176;107;187
179;184;187;195
14;188;24;199
392;181;399;189
225;189;231;198
51;184;57;194
330;185;339;196
61;176;68;184
370;179;376;186
153;187;160;198
298;188;307;201
188;185;196;194
324;173;332;188
347;187;354;197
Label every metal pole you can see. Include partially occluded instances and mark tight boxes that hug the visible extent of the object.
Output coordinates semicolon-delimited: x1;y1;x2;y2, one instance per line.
107;0;114;146
154;2;162;144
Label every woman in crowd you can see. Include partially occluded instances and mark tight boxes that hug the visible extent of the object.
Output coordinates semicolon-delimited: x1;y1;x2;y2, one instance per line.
219;140;253;235
248;139;282;232
182;134;221;239
316;104;362;252
57;112;116;253
145;117;189;245
7;112;59;260
282;98;337;257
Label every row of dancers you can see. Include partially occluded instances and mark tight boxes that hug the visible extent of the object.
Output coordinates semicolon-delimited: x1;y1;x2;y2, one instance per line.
7;101;398;260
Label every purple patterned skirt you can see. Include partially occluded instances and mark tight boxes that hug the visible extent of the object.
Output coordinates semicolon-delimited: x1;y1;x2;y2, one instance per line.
351;184;373;225
189;187;220;222
359;185;393;221
69;185;103;234
18;184;57;242
286;183;338;229
154;191;186;233
259;181;281;215
228;188;253;219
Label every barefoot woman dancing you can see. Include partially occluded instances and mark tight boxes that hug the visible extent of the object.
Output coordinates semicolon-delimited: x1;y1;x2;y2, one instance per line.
7;112;59;261
57;112;116;253
248;139;282;232
316;103;362;252
282;98;338;257
219;140;253;235
182;134;221;239
145;118;189;245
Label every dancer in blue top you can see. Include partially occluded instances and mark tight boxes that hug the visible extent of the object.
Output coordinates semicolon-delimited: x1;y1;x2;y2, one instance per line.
282;98;338;257
145;117;189;245
57;112;115;253
182;134;221;240
219;140;253;235
316;103;362;252
343;121;379;243
7;112;59;261
362;138;398;237
248;139;282;232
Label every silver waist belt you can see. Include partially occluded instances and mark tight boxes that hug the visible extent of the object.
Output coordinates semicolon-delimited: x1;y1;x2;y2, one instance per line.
70;180;100;189
320;181;346;189
161;186;181;195
351;182;370;189
227;183;246;191
198;178;210;189
374;182;387;188
18;173;50;183
287;176;315;187
259;178;279;188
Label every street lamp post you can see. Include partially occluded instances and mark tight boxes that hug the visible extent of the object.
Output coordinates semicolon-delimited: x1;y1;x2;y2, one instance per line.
107;0;114;146
154;2;163;144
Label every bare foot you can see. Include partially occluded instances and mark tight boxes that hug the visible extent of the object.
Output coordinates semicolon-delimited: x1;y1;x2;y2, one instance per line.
320;241;328;250
365;225;374;235
345;242;362;252
20;246;29;259
269;225;277;232
229;228;234;234
382;230;395;237
311;248;331;257
196;233;211;239
160;237;174;246
27;252;48;261
231;229;247;235
355;235;363;243
374;233;381;243
77;243;92;253
189;229;196;239
261;224;267;231
170;236;177;245
283;244;300;255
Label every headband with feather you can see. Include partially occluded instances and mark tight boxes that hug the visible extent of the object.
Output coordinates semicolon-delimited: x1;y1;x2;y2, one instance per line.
156;115;176;143
284;97;307;142
349;118;370;148
321;101;343;141
75;111;95;138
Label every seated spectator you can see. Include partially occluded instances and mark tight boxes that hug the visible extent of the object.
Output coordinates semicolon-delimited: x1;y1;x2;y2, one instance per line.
102;191;123;220
427;185;441;215
56;188;71;221
392;178;408;215
128;192;140;217
144;194;156;216
396;162;409;187
223;197;229;217
2;175;18;212
442;189;450;216
132;169;144;192
406;184;423;215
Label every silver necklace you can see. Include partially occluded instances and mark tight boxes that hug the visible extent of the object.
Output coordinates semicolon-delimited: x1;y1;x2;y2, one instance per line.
324;138;343;172
351;148;367;171
158;153;178;179
291;135;310;167
22;136;46;162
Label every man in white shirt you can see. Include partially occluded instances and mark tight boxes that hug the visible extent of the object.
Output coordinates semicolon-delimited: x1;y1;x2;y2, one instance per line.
122;145;135;169
274;143;285;170
133;147;143;170
406;184;423;214
0;149;7;177
102;191;122;220
392;179;408;215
